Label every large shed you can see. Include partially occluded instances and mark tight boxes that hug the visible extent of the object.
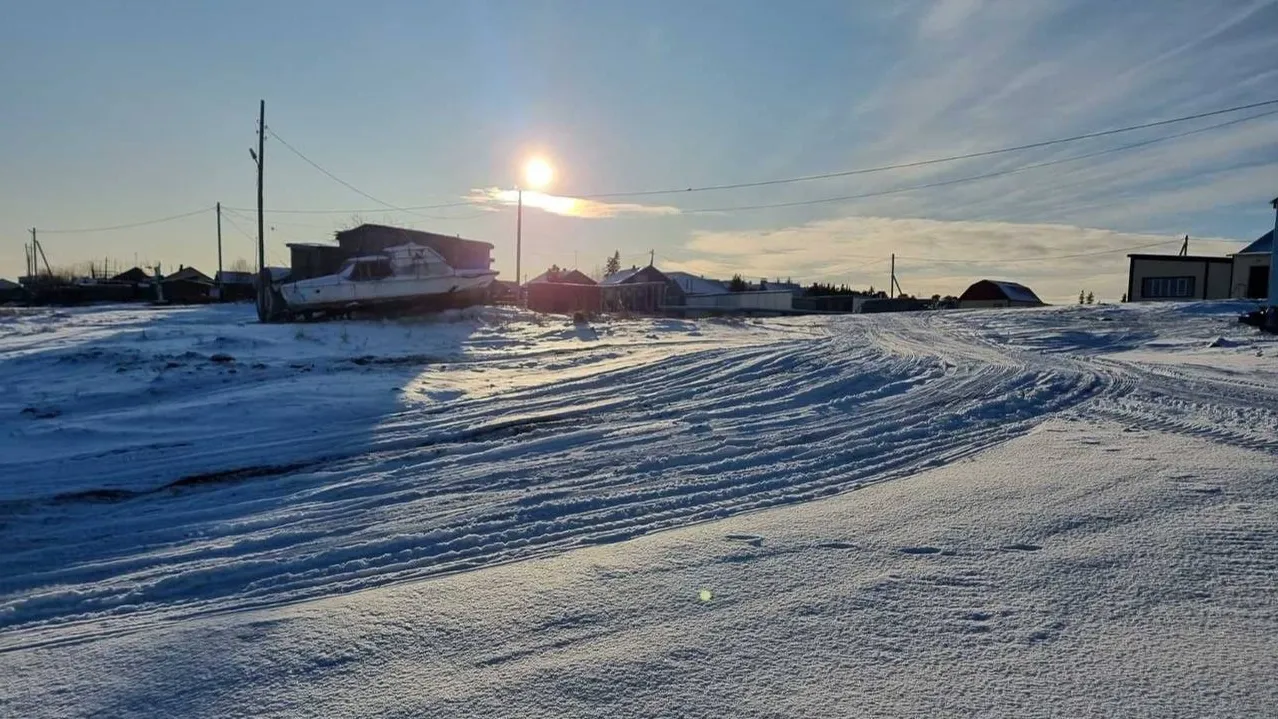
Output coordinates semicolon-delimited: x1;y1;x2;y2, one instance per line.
287;225;495;283
958;280;1045;309
335;225;493;272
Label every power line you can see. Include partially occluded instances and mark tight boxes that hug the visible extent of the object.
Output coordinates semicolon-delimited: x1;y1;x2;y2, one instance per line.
38;207;212;234
675;108;1278;214
220;212;256;242
577;97;1278;199
264;128;488;221
222;201;479;215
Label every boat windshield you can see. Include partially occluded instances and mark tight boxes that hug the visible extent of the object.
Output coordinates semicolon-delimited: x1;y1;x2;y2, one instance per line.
349;258;393;281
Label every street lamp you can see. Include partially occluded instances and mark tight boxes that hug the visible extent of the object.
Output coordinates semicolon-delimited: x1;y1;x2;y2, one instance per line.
516;158;553;293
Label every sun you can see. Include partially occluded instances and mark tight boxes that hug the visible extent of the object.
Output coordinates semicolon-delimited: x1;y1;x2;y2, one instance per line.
523;157;554;189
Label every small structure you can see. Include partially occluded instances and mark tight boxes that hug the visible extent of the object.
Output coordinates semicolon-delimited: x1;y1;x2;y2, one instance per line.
527;267;601;315
488;280;519;305
958;280;1045;309
857;297;931;313
1229;230;1272;300
214;271;257;302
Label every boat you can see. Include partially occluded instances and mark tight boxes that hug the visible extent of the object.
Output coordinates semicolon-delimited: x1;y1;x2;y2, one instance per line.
261;242;497;320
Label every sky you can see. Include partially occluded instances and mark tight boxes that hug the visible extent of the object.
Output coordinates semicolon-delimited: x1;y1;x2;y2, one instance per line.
2;0;1277;302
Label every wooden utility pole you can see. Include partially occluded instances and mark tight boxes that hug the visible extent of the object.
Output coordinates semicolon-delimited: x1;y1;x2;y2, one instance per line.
216;201;223;299
515;188;523;294
890;253;895;297
256;101;265;277
32;228;51;276
253;100;268;321
649;249;655;267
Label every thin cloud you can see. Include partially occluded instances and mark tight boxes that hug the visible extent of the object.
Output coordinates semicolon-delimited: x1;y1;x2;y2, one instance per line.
671;215;1247;303
467;188;680;219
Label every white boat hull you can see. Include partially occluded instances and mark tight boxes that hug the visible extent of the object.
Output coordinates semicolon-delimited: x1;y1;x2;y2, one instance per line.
280;271;496;312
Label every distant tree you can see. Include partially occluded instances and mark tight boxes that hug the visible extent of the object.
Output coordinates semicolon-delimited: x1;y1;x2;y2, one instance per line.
729;274;749;292
759;278;768;290
1121;292;1128;303
1079;290;1085;305
604;251;621;276
1085;291;1095;305
229;257;252;273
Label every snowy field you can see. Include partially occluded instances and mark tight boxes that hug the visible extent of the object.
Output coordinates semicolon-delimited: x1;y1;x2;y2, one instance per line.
1;300;1276;717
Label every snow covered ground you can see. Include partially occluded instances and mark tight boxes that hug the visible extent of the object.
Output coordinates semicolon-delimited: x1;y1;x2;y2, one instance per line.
1;300;1275;717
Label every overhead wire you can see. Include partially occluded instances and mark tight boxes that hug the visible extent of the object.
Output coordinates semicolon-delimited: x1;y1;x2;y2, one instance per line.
262;128;488;220
574;97;1278;198
674;107;1278;214
37;207;213;234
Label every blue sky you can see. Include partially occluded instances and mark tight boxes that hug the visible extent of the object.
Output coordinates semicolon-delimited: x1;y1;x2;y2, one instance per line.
2;0;1276;301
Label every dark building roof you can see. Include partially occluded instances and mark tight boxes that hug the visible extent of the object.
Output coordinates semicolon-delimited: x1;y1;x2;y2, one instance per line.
529;268;597;285
111;267;153;283
959;279;1044;304
164;266;213;284
1235;229;1273;255
601;265;678;286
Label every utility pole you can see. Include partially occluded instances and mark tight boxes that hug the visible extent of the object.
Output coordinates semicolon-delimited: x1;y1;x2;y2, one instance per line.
1179;235;1189;256
649;249;655;267
32;228;51;276
253;100;268;321
515;187;523;298
1268;195;1277;309
890;253;895;297
216;201;223;300
256;100;265;277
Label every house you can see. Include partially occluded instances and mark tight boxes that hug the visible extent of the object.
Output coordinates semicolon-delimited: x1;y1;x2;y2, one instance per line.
958;280;1045;309
160;266;214;304
527;267;601;315
601;265;685;313
1125;228;1273;302
1229;230;1272;300
1126;253;1233;301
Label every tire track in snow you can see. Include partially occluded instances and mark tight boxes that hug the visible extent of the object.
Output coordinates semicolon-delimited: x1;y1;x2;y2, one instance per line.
0;314;1120;647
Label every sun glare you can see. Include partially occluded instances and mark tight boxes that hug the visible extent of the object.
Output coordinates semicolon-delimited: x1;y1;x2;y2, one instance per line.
523;157;554;189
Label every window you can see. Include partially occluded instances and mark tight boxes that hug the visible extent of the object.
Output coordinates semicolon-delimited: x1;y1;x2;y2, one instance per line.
1141;276;1196;299
351;259;393;281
